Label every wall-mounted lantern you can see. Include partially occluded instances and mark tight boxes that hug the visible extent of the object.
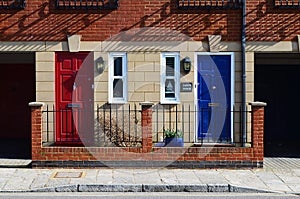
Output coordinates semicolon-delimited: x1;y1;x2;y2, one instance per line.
182;57;191;73
96;57;105;74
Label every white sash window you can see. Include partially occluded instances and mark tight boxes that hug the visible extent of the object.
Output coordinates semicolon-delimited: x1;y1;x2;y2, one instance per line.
109;52;127;104
160;52;180;104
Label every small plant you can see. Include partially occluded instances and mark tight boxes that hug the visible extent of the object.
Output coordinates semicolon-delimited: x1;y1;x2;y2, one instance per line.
164;128;183;138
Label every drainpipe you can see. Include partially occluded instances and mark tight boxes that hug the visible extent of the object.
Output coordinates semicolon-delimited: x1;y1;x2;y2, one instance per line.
241;0;247;146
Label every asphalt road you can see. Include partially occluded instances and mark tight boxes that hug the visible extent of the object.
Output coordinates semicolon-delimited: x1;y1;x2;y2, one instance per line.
0;193;298;199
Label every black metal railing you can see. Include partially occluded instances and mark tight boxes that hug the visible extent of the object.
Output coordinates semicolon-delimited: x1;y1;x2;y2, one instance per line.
274;0;300;8
96;104;142;147
152;104;252;146
42;104;251;147
0;0;25;9
177;0;242;9
153;105;195;144
42;104;142;147
42;105;88;146
56;0;118;10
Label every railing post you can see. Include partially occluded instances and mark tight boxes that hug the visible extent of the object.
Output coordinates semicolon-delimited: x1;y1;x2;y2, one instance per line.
29;102;45;161
140;102;154;153
249;101;267;163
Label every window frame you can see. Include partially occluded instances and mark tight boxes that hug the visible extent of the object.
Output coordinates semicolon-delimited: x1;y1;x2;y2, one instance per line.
108;52;128;104
55;0;119;10
160;52;180;104
273;0;300;8
176;0;242;9
0;0;25;9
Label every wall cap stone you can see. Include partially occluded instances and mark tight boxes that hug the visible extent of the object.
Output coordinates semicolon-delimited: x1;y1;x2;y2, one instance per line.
67;35;81;52
139;101;154;106
29;102;45;107
248;101;267;107
208;35;223;52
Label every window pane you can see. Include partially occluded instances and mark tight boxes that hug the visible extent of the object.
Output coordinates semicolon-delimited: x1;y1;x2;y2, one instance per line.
165;79;175;98
114;57;123;76
113;79;123;98
166;57;175;76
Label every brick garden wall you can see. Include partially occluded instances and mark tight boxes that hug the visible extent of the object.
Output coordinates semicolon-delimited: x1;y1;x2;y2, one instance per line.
30;102;266;168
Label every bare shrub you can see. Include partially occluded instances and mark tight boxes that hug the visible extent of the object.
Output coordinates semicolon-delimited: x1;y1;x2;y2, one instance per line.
94;107;142;147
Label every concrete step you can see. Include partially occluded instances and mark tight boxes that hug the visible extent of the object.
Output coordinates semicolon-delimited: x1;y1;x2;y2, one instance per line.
264;157;300;169
0;159;32;168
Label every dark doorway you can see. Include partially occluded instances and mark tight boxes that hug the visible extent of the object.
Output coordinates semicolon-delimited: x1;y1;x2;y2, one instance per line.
0;53;35;159
255;53;300;158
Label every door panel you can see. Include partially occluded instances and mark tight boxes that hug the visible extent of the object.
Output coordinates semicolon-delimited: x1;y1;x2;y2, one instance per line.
197;54;232;143
62;74;74;101
55;52;94;145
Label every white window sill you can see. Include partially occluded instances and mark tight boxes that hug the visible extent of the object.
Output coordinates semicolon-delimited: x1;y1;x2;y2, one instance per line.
160;100;180;105
108;100;127;105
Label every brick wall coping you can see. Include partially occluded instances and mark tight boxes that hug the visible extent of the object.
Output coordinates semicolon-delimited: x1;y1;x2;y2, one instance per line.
28;102;45;107
249;101;267;107
139;101;154;106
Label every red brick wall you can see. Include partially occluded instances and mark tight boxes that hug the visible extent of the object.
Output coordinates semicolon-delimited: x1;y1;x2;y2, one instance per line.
141;104;153;153
252;105;265;161
1;1;298;42
30;104;43;161
246;0;300;41
30;103;265;168
0;0;241;42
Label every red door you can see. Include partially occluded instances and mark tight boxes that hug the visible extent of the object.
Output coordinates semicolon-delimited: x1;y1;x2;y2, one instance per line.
55;52;94;146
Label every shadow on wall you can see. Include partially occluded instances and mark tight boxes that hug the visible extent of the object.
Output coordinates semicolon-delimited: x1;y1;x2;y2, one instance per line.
246;0;300;41
0;0;241;42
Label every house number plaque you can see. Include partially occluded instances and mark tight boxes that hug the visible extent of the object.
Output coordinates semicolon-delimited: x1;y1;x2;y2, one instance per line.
180;82;193;92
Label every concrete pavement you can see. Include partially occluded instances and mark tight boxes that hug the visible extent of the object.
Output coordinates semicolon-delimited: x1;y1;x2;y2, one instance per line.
0;158;299;195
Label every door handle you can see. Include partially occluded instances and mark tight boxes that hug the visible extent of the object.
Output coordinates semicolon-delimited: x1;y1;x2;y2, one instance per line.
73;83;76;91
66;104;81;108
208;103;219;107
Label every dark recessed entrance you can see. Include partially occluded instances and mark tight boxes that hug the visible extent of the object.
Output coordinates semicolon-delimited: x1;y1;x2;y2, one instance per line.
255;53;300;158
0;53;35;159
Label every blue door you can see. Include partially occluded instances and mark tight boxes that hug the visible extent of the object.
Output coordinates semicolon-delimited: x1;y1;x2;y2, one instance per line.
197;54;233;143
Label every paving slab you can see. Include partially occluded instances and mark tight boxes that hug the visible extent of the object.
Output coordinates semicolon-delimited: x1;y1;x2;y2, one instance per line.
158;170;179;184
287;184;300;193
112;170;135;184
29;172;53;190
96;170;114;184
70;170;98;185
218;169;270;191
253;169;292;192
132;170;162;184
193;170;228;184
0;160;299;194
174;170;202;184
45;178;71;189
